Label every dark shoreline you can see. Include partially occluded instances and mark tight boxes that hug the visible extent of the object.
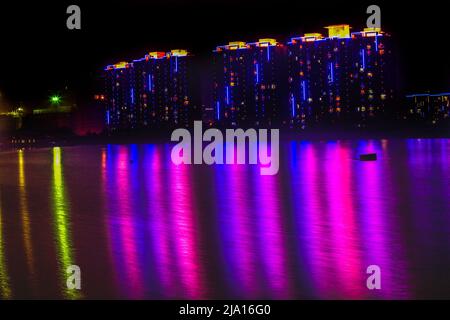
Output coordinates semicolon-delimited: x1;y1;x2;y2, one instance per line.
1;127;449;152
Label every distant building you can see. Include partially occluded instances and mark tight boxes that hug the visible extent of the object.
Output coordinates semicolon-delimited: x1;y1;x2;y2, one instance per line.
0;108;25;133
104;49;193;131
405;92;450;124
287;25;395;128
133;52;169;127
102;24;397;131
104;61;136;130
23;105;76;133
212;41;252;127
212;39;286;127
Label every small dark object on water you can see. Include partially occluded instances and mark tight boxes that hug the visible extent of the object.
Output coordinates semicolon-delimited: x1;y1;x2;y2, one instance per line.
359;153;377;161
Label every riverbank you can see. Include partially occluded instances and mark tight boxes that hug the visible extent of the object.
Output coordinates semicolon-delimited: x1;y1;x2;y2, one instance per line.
1;126;449;151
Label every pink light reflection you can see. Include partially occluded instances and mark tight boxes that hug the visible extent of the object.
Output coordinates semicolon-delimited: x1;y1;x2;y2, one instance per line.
145;146;176;298
116;146;144;298
169;161;206;299
325;142;364;298
254;165;293;299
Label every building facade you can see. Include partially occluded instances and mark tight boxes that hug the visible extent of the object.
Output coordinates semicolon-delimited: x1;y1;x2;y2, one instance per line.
103;24;396;131
287;25;395;128
405;93;450;124
104;61;136;130
212;39;286;128
104;49;193;131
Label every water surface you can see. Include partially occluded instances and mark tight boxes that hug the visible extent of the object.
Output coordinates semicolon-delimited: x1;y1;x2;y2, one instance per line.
0;139;449;299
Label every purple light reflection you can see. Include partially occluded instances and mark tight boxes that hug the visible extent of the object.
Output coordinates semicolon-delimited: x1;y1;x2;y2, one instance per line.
215;163;261;298
253;158;293;299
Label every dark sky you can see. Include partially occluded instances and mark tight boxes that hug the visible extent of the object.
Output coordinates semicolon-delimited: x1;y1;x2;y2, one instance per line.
0;0;449;109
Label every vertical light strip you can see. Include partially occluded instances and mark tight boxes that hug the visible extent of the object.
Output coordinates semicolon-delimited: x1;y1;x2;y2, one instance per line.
361;49;366;70
324;142;364;298
52;147;81;299
290;142;328;297
18;150;35;286
216;164;260;298
357;141;398;298
145;145;175;297
100;146;120;296
255;63;259;84
169;161;205;298
291;95;295;117
329;62;334;83
254;165;292;298
115;146;144;298
302;80;307;101
130;88;135;104
0;187;11;299
216;101;220;120
226;86;230;105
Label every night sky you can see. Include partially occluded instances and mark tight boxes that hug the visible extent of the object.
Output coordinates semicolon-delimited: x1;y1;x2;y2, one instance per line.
0;0;449;110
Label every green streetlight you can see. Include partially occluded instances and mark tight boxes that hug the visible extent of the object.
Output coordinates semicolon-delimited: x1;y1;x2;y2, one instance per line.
50;95;61;105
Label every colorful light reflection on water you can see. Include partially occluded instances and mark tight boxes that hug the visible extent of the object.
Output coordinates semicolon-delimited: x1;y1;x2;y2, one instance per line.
0;139;448;299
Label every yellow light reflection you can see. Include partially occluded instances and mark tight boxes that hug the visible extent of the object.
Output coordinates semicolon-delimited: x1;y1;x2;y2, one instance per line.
18;150;35;283
52;147;81;299
0;188;11;299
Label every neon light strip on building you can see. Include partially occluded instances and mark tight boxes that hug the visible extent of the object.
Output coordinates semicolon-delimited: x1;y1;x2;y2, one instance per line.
406;92;450;98
302;81;307;101
291;95;295;117
255;63;259;84
216;101;220;120
361;49;366;70
329;62;334;83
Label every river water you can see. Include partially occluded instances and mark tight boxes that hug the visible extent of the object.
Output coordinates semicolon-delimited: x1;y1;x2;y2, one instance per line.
0;139;449;299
